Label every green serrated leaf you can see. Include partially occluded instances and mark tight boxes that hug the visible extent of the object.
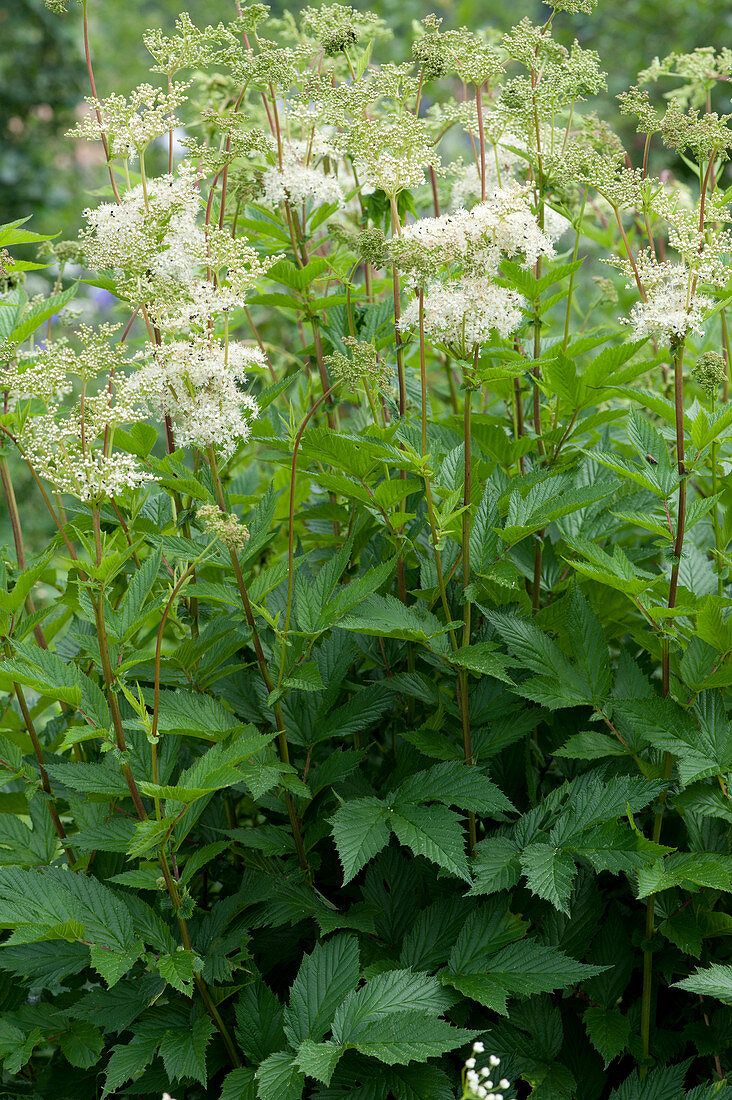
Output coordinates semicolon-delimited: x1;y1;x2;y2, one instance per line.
331;798;391;884
284;934;359;1047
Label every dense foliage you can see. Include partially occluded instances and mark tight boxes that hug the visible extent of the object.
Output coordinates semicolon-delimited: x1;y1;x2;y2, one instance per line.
2;1;732;1098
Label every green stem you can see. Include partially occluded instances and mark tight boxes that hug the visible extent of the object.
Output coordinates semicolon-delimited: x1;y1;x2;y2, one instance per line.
7;665;75;865
443;354;459;414
663;341;687;692
389;196;407;418
280;386;340;673
641;338;686;1073
721;309;731;403
89;518;237;1062
90;510;148;822
419;289;428;457
0;453;47;648
461;359;476;856
532;531;544;616
158;849;241;1067
513;373;526;475
532;241;545;614
207;447;314;876
711;415;724;596
392;265;407;420
532;259;546;461
475;82;486;201
562;188;588;353
81;0;121;202
418;293;455;642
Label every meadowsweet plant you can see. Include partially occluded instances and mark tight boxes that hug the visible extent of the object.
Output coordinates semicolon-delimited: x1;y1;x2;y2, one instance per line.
2;1;732;1097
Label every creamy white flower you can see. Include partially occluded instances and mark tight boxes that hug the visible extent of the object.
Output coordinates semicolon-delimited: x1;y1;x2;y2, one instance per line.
21;419;153;501
2;344;74;406
132;337;263;458
390;210;473;276
450;138;524;210
469;186;556;271
155;280;242;333
392;184;554;279
543;205;573;242
622;264;712;342
262;138;344;208
399;277;525;354
81;165;203;282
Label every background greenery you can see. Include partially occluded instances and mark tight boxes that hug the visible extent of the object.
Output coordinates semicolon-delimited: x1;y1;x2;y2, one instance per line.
3;0;732;230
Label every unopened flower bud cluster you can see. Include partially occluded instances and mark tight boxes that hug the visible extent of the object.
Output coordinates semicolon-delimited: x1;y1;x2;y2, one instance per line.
198;503;250;552
335;114;441;197
327;337;392;393
69;83;189;160
693;352;727;401
300;4;382;57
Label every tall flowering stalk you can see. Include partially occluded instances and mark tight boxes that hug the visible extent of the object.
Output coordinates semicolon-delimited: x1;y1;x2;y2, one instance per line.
1;1;732;1094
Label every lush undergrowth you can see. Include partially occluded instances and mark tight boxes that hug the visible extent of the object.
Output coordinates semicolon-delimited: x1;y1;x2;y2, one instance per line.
1;1;732;1098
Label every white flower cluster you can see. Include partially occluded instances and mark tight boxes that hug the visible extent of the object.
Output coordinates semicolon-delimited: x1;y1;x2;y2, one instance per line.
9;328;156;503
619;257;712;343
21;416;152;502
462;1043;515;1100
470;185;557;271
82;169;275;330
154;235;277;333
262;137;345;208
394;185;555;355
392;184;555;278
2;343;75;406
132;338;263;459
399;278;526;354
81;166;204;284
543;206;573;244
158;280;241;332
